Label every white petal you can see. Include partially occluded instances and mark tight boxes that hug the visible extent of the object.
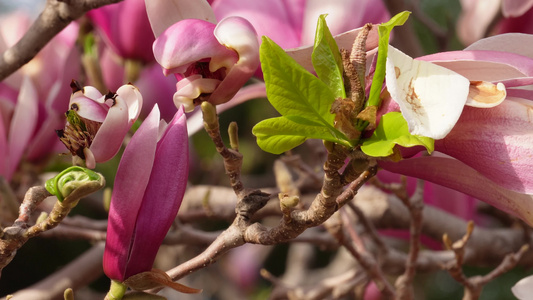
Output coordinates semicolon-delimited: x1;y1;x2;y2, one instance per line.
512;275;533;300
385;45;470;139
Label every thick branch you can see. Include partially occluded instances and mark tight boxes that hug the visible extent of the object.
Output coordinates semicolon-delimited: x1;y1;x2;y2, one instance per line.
0;0;123;81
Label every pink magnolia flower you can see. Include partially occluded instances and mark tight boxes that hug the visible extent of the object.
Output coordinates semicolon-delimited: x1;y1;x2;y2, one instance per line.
379;33;533;224
152;16;260;112
103;104;188;282
0;12;79;180
99;47;179;122
57;81;142;169
87;0;155;63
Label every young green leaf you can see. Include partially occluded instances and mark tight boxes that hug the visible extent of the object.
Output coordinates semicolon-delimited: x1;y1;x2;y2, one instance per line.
367;11;411;108
253;116;351;154
360;112;434;157
312;14;345;99
260;36;337;128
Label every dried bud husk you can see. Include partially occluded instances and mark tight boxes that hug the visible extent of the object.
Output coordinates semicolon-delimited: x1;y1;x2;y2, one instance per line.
331;98;360;140
124;269;202;294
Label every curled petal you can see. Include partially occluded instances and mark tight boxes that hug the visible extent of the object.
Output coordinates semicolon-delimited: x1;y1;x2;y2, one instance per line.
115;84;143;123
124;106;188;278
435;97;533;194
466;81;506;107
103;106;160;281
385;45;470;139
68;93;108;122
380;156;533;226
153;19;237;75
209;16;260;105
173;76;219;112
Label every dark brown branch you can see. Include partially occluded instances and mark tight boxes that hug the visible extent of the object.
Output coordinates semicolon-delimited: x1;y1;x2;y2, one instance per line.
0;0;123;82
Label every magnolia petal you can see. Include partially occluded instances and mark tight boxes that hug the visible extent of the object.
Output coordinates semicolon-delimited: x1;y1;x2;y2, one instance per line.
89;95;130;164
125;106;188;278
103;105;160;281
145;0;216;38
68;92;108;122
466;81;506;107
6;77;38;180
286;25;379;73
173;76;219;112
465;33;533;59
385;45;470;139
418;50;533;80
210;16;260;105
300;0;389;46
153;19;236;75
502;0;533;17
436;97;533;194
512;275;533;300
379;156;533;226
212;0;302;49
115;84;143;123
457;0;501;46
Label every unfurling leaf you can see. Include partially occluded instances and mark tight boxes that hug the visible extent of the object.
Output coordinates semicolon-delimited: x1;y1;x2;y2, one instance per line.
45;166;105;202
361;112;434;157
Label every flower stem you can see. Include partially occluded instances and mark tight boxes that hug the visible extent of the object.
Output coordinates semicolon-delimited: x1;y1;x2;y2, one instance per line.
105;280;127;300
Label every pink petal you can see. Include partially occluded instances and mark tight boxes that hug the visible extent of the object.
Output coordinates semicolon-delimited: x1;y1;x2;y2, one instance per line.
465;33;533;59
153;19;237;74
286;25;379;73
115;84;143;123
212;0;302;48
68;92;108;123
125;106;188;278
6;77;38;180
209;16;260;105
90;84;142;164
379;156;533;226
502;0;533;17
145;0;216;38
103;105;160;281
88;0;155;62
174;76;220;112
418;50;533;80
435;97;533;194
456;0;501;46
300;0;389;45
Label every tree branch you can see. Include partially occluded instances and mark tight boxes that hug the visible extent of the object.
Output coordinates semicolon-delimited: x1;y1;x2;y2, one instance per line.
0;0;123;82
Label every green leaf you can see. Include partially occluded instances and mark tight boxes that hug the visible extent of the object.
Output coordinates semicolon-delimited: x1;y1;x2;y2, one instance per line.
260;36;337;129
312;14;345;99
361;112;434;157
253;116;350;154
45;166;104;202
367;11;411;107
